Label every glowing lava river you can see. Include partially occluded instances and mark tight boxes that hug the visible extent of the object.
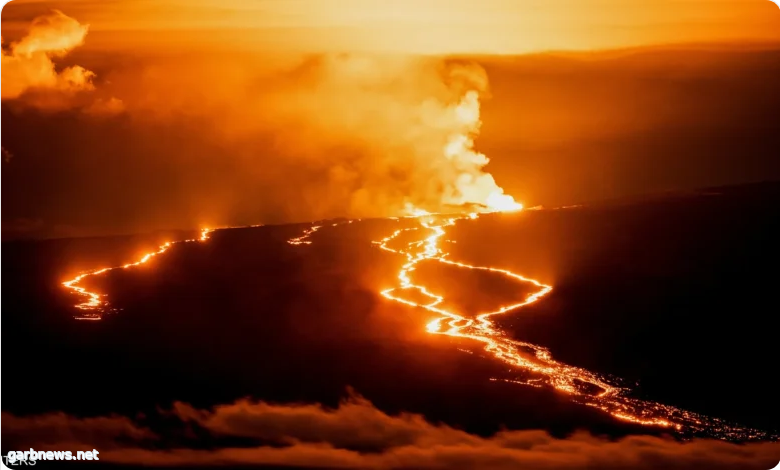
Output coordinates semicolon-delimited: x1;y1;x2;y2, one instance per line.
62;228;213;319
288;211;774;441
63;213;774;441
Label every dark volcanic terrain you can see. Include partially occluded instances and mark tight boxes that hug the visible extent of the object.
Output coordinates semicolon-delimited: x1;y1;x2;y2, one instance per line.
2;182;780;466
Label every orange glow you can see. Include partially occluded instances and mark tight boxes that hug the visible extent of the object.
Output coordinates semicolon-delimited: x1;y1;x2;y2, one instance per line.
4;0;778;54
486;193;523;212
287;225;321;245
287;211;770;439
63;228;213;320
370;212;687;431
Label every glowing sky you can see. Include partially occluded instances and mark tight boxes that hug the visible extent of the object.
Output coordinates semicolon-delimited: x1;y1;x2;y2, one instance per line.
3;0;780;53
3;0;780;238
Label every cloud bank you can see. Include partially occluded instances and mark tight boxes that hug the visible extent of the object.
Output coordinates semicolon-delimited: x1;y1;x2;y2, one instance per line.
3;395;779;469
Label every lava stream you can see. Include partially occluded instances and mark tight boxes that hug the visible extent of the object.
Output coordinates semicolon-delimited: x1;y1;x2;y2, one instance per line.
290;213;775;441
287;225;321;245
372;214;635;414
62;228;213;319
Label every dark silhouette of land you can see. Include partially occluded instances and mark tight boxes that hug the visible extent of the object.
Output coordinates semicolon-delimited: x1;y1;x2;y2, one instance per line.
2;181;779;467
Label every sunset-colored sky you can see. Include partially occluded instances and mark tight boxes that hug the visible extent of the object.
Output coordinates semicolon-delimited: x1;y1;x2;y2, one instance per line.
3;0;780;53
3;0;780;238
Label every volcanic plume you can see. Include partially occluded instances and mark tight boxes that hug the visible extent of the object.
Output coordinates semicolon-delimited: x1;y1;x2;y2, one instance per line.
253;55;522;217
436;89;521;213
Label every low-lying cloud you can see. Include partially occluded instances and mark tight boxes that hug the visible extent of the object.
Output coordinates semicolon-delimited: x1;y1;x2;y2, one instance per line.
3;394;779;469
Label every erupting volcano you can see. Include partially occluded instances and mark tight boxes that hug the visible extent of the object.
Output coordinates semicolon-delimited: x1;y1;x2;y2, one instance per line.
57;87;775;442
6;1;780;467
278;87;770;441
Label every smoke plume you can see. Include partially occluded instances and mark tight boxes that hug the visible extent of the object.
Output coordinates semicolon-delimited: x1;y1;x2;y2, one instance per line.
107;53;520;220
265;55;522;214
3;14;523;231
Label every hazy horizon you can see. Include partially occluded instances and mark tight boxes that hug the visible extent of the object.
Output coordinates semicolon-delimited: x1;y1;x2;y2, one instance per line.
4;2;780;239
4;0;780;53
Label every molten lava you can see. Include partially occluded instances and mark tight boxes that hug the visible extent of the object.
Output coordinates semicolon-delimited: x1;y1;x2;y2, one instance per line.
62;228;213;320
287;225;321;245
372;213;650;415
288;210;773;441
59;208;770;440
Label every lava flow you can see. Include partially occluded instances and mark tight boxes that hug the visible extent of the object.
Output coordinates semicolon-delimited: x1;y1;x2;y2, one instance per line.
373;213;668;424
287;225;321;245
62;228;213;320
288;211;775;441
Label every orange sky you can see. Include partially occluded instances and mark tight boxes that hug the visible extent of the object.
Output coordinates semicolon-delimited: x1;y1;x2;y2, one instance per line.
3;0;780;53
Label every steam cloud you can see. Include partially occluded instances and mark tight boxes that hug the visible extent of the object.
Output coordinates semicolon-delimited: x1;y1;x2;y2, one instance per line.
1;10;95;100
3;12;521;228
110;53;521;220
263;55;522;215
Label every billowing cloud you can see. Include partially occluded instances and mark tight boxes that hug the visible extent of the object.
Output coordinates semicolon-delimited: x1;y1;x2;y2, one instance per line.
108;53;519;217
3;18;517;218
1;10;95;101
274;56;520;213
3;394;779;469
5;16;779;235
